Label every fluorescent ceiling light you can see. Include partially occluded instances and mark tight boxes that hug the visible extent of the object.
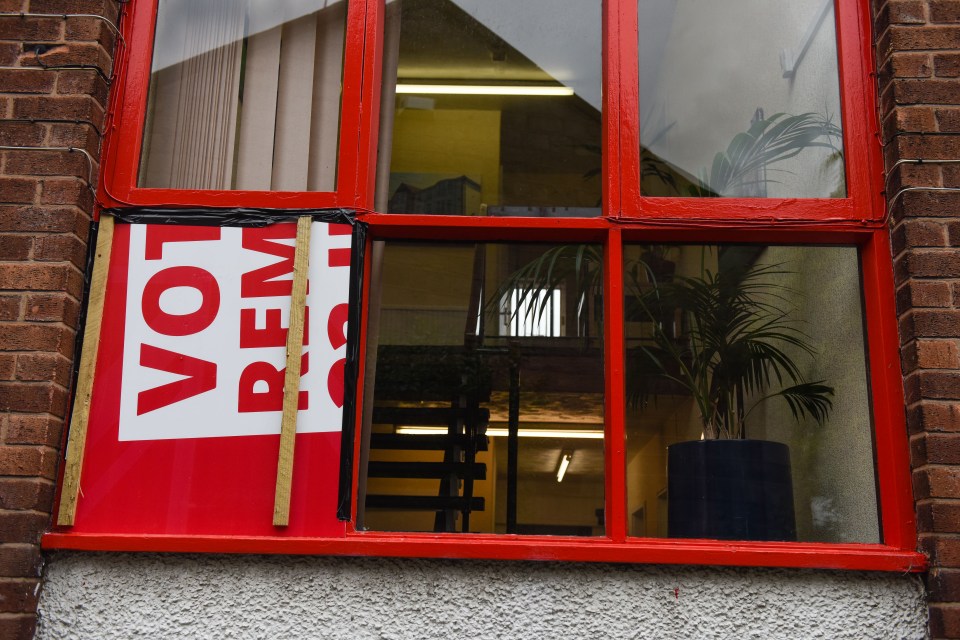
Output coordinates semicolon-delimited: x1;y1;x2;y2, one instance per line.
396;84;574;97
395;426;603;439
556;453;572;483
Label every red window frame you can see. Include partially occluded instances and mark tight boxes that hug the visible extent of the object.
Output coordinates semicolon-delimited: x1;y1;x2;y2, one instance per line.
47;0;925;572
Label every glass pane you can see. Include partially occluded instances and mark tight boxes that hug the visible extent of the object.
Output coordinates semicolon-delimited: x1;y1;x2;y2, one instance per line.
624;245;878;543
639;0;847;198
361;242;605;535
375;0;602;216
139;0;346;191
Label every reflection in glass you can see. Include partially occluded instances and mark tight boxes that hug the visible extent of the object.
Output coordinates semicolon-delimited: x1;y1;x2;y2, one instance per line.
376;0;602;216
361;242;604;535
639;0;846;198
139;0;346;191
623;244;878;542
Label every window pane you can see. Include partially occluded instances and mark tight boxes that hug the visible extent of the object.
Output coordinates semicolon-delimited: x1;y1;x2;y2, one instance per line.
139;0;346;191
361;242;605;535
624;245;878;543
375;0;602;216
639;0;847;198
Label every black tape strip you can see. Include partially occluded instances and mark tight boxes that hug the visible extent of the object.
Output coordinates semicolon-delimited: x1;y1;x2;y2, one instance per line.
105;206;357;228
337;221;367;521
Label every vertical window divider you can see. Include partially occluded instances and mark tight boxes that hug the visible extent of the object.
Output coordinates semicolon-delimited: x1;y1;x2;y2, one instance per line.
604;227;628;542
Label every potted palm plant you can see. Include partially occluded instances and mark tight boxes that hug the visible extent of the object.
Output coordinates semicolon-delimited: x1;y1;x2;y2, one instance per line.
628;255;833;541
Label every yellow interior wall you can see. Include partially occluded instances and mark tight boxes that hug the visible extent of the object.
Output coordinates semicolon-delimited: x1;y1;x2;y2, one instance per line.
390;108;501;206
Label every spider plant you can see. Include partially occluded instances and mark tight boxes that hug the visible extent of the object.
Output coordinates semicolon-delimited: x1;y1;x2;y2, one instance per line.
628;257;834;440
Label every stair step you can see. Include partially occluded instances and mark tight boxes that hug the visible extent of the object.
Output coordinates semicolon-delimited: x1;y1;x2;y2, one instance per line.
370;433;488;452
372;406;490;426
368;461;486;480
365;495;485;511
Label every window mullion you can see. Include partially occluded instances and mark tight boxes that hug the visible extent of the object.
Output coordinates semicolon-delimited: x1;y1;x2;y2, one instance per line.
604;227;628;542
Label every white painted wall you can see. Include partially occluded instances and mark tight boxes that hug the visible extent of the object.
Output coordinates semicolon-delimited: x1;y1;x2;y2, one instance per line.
37;552;927;639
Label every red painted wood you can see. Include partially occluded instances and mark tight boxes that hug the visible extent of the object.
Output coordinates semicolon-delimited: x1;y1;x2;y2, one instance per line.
603;228;627;542
42;531;926;572
862;231;918;550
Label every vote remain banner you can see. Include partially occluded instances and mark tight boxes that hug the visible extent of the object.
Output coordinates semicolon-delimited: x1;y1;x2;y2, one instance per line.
65;220;351;537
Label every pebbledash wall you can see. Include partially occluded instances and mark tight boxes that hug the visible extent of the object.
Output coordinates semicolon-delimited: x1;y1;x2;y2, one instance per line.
0;0;956;638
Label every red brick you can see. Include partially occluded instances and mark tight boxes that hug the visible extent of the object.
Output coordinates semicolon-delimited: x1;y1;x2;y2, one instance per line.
0;235;32;261
914;433;960;465
893;220;948;255
887;106;938;135
892;134;960;159
0;42;19;66
0;178;38;205
38;178;92;210
917;371;960;399
894;78;960;105
0;614;36;640
915;466;960;499
0;446;57;478
0;122;44;147
2;149;90;180
920;340;960;368
0;546;41;578
889;52;934;78
24;293;79;325
0;382;68;414
0;69;55;95
0;207;89;239
30;0;114;19
919;501;960;533
932;0;960;22
0;263;78;292
937;54;960;77
47;122;99;158
14;353;71;385
11;95;104;127
64;15;115;47
32;42;113;79
908;401;960;433
0;295;20;321
33;233;85;268
0;511;47;545
0;354;14;380
878;0;928;25
0;579;39;614
931;602;960;638
938;108;960;131
899;189;960;217
4;414;62;447
923;535;960;568
55;69;108;106
898;281;953;311
0;16;61;40
0;324;72;355
879;26;960;58
0;478;54;511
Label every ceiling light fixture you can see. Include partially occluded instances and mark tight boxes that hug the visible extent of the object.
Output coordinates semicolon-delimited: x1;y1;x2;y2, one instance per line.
556;452;573;483
395;426;603;439
396;84;574;97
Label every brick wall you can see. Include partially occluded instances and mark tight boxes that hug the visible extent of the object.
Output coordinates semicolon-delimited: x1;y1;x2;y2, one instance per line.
875;0;960;637
0;1;116;638
0;0;955;637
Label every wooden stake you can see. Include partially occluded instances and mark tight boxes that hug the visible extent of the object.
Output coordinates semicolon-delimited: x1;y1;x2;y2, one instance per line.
57;214;115;526
273;216;312;526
